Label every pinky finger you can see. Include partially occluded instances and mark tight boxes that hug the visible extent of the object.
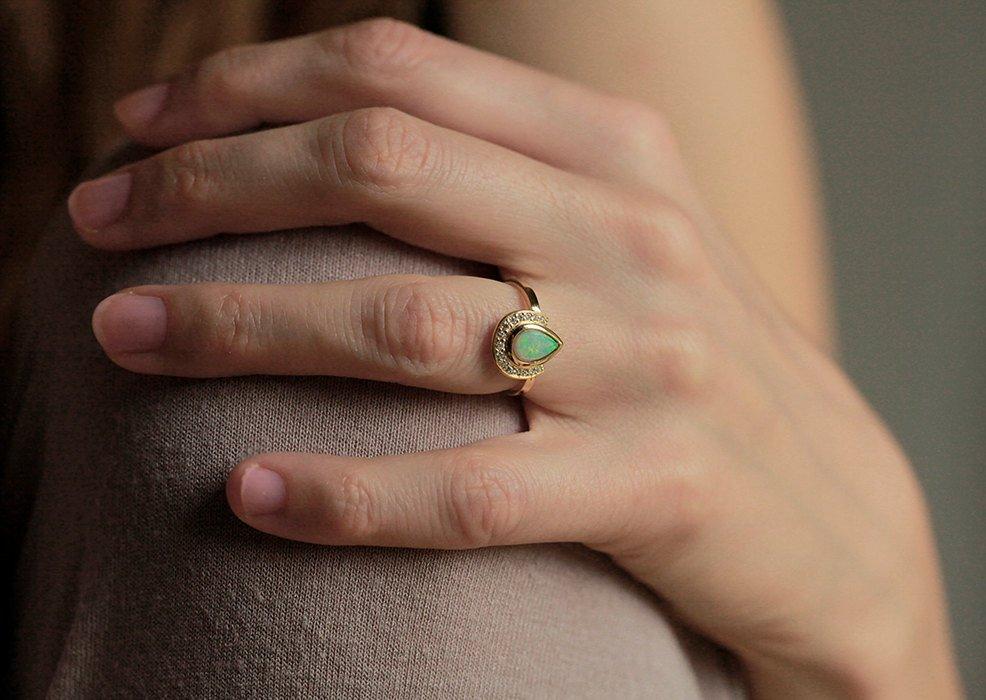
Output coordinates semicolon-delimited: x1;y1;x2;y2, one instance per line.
226;433;617;549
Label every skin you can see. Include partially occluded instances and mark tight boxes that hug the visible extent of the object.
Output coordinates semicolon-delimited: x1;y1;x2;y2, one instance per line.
445;0;834;348
67;19;959;699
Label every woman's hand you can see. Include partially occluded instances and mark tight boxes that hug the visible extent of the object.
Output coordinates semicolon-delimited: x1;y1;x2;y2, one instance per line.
70;20;958;698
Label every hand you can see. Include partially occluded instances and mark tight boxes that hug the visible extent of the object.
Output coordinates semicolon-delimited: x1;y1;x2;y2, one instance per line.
71;20;959;698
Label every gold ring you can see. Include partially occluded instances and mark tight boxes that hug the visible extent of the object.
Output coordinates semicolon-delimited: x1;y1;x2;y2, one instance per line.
492;280;563;396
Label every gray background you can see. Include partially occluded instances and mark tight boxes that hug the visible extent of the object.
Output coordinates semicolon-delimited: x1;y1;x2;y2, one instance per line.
780;1;984;693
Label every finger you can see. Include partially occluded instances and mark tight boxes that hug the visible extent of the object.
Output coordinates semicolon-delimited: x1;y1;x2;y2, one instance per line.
225;432;626;548
68;107;618;269
115;18;669;188
91;275;539;394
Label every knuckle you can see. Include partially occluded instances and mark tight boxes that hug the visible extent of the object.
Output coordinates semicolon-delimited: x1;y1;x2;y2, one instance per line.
635;316;715;397
325;471;380;541
157;139;220;211
363;279;471;377
614;457;718;555
652;471;718;548
190;45;265;124
208;289;268;357
610;99;677;159
336;18;430;75
619;198;706;280
320;107;437;191
445;456;527;547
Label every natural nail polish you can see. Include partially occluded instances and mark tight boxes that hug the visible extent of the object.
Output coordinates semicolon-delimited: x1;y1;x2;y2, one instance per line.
114;83;169;130
92;293;167;354
68;172;133;232
240;466;287;516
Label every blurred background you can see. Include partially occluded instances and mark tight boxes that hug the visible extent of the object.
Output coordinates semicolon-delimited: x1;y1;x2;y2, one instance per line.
1;0;982;693
780;1;984;691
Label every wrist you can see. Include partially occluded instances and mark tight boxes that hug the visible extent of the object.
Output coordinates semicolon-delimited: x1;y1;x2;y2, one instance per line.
742;602;961;698
745;647;961;699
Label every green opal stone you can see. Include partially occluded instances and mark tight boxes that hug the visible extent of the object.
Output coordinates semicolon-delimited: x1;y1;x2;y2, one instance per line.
512;327;560;363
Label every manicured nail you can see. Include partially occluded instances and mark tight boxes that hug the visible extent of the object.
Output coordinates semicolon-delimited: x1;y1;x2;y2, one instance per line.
114;83;169;130
240;466;287;516
92;293;167;354
68;172;132;232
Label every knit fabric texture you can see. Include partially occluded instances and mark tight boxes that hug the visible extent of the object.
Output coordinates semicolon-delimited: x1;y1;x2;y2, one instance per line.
3;149;743;698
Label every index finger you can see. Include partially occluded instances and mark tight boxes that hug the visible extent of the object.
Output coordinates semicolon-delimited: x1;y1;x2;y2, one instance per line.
115;18;669;188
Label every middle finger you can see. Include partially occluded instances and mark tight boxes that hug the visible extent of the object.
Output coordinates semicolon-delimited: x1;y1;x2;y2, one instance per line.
115;19;664;189
68;107;623;272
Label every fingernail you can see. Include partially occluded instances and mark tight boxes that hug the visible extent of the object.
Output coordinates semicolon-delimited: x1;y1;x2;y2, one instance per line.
240;466;287;516
114;83;169;130
68;172;132;232
92;293;167;354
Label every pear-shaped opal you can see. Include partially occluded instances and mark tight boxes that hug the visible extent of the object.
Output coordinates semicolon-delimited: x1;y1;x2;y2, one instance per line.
511;326;560;363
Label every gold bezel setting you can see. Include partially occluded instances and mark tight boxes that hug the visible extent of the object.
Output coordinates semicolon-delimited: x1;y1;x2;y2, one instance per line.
492;310;561;380
493;279;563;395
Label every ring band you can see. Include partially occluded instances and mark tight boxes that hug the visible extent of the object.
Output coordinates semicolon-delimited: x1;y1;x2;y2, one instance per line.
492;280;563;395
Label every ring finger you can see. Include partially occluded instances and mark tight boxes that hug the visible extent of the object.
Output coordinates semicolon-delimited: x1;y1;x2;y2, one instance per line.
92;275;579;399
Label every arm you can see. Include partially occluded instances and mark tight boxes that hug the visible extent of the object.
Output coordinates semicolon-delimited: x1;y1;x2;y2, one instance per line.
446;0;833;347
